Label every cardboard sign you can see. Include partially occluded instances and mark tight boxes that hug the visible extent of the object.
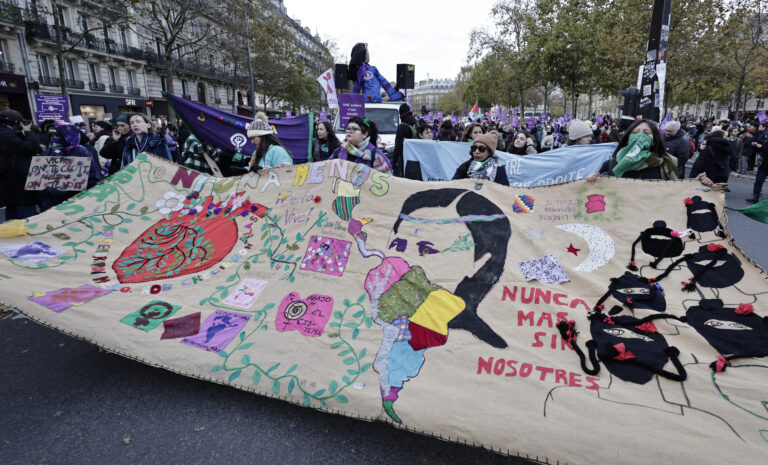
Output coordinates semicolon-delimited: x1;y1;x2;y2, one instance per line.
25;155;91;191
338;93;365;129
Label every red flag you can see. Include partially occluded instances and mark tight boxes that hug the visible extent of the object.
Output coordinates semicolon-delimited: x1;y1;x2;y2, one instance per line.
470;102;479;115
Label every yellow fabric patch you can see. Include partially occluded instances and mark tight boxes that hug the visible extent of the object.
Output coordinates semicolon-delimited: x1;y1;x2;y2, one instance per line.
408;289;465;335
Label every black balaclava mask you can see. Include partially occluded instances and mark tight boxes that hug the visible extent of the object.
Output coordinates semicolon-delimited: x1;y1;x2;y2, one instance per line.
628;220;684;270
685;299;768;368
589;314;676;384
609;271;667;312
685;196;725;237
683;244;743;290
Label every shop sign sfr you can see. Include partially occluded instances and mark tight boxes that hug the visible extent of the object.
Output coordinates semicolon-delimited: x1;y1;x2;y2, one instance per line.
125;99;137;106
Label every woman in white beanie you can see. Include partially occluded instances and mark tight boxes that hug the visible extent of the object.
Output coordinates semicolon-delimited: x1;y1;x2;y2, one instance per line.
246;112;293;171
566;119;593;146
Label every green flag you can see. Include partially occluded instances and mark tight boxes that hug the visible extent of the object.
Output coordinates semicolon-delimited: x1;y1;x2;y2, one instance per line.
738;199;768;224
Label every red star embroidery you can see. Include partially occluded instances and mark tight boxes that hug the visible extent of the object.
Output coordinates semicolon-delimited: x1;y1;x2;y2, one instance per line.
567;243;580;256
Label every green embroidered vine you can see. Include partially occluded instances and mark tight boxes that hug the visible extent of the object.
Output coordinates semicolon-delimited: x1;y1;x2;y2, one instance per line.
210;293;373;408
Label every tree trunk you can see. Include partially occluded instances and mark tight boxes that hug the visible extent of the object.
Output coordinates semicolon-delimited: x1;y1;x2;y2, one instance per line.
51;2;71;116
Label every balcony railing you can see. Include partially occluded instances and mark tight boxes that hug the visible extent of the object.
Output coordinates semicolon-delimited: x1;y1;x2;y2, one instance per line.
109;84;124;93
127;87;141;96
39;76;60;87
0;61;14;73
65;79;84;89
89;81;105;91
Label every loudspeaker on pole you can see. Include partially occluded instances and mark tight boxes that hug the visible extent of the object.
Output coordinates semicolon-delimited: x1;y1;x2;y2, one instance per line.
396;64;415;90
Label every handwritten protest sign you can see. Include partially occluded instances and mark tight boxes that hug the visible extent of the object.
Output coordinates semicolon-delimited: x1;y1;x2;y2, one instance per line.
25;155;91;191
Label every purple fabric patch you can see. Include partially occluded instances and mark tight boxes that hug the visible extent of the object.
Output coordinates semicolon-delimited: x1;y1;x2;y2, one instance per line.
28;284;112;313
181;310;250;352
161;312;202;340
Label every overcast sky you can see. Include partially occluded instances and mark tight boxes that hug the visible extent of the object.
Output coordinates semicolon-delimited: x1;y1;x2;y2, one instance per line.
282;0;497;83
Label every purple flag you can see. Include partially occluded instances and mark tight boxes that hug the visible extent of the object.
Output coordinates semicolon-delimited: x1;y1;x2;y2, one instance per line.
513;107;519;116
659;111;673;131
511;117;519;127
563;113;571;123
597;115;604;125
285;110;292;119
451;116;459;124
319;110;327;121
526;116;535;127
407;96;413;110
756;111;768;124
165;92;313;163
437;111;443;121
501;112;509;123
460;103;468;120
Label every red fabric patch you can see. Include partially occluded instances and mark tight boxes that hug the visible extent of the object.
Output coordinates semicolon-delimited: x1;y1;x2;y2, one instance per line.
408;321;447;350
612;343;635;361
735;303;754;315
603;316;615;325
684;197;693;205
635;322;658;333
161;312;201;339
706;243;724;252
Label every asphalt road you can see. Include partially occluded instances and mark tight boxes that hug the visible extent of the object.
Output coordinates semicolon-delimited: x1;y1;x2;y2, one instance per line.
1;175;766;465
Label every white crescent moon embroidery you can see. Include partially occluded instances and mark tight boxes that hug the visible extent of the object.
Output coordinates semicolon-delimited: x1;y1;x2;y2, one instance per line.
555;223;615;272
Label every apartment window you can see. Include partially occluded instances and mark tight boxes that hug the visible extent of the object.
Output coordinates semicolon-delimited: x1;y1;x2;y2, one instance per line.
78;13;88;32
56;6;67;27
181;79;187;96
211;86;217;101
88;63;99;84
37;54;52;77
126;70;135;88
108;66;119;86
155;39;163;56
226;87;232;101
259;95;265;105
119;27;128;46
0;40;8;68
65;59;78;80
160;76;167;92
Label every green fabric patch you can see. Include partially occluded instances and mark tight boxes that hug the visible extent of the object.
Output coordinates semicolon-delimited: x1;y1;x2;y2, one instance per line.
120;300;182;332
377;266;440;323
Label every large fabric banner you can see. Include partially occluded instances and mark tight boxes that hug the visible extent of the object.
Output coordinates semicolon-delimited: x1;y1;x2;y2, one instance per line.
403;140;615;186
1;154;768;465
165;93;313;163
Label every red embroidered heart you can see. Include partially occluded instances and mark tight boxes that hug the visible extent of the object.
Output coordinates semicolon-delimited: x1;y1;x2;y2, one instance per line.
113;193;266;283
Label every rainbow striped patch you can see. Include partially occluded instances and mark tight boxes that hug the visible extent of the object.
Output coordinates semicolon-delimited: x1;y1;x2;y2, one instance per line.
512;195;535;213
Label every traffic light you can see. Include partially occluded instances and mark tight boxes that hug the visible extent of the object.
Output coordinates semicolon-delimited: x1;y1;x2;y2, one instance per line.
619;87;640;119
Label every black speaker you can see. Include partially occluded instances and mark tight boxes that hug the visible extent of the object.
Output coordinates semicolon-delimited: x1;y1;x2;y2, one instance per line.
396;64;415;90
619;87;640;118
334;64;349;90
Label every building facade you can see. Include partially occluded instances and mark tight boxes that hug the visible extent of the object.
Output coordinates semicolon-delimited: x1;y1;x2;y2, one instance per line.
0;0;329;125
410;78;454;112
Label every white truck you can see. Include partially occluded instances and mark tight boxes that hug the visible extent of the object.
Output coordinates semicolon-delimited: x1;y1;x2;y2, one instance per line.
333;102;402;156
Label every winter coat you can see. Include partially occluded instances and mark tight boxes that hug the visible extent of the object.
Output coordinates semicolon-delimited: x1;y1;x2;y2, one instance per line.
99;133;128;175
312;136;340;162
664;130;690;165
122;131;172;167
393;112;418;176
689;136;733;183
452;159;510;186
353;63;404;103
0;125;43;207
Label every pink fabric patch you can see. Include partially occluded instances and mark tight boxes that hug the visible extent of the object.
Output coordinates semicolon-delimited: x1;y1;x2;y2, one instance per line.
274;292;333;337
364;257;410;299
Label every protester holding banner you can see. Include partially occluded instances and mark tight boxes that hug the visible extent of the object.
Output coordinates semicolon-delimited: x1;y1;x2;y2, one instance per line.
690;128;733;184
330;116;392;174
591;119;684;182
566;119;593;146
39;122;101;212
460;123;484;143
246;113;293;171
121;113;173;168
0;109;42;219
312;121;341;162
506;131;537;155
393;104;418;177
452;131;509;186
99;113;131;175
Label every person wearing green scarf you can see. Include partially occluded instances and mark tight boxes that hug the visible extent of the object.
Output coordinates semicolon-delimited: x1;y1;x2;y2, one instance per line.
613;131;654;178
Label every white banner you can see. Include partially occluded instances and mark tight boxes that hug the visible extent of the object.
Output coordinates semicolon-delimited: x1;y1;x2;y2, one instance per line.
317;68;339;109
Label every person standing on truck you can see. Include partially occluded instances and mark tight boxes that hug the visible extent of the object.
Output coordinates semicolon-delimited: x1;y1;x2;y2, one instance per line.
348;43;404;103
393;103;418;176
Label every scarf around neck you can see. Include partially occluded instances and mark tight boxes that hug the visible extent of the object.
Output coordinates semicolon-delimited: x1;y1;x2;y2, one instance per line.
467;156;498;181
344;138;390;173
